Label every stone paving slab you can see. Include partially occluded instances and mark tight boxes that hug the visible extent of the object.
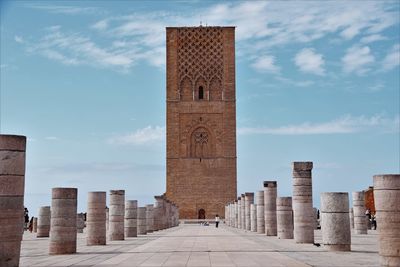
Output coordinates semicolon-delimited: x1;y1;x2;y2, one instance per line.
20;224;380;267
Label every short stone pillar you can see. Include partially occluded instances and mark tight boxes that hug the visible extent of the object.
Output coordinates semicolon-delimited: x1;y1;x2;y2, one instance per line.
125;200;137;237
109;190;125;240
313;208;319;229
352;191;368;234
256;190;265;234
373;174;400;267
244;192;254;231
87;191;106;245
349;208;354;229
0;135;26;267
320;192;351;251
154;196;164;231
106;207;109;231
277;197;294;239
77;213;85;233
146;204;154;233
37;206;51;237
292;162;314;243
137;207;147;234
33;217;38;233
234;201;238;228
264;181;277;236
237;197;242;229
250;204;257;232
49;187;78;255
240;194;245;229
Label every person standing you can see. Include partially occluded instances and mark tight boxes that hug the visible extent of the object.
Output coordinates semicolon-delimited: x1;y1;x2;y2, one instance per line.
215;214;220;228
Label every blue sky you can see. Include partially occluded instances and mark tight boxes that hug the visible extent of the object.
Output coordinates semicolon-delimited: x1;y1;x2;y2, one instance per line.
1;1;399;216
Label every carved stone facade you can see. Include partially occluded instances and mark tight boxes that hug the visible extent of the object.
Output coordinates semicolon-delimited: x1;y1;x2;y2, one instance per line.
166;26;237;219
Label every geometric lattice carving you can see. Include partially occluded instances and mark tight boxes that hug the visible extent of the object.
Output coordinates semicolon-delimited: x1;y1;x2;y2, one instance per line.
178;27;223;99
190;127;212;158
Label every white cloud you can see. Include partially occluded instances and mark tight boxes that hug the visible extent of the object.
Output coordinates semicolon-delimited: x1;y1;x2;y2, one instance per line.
91;20;108;31
108;126;165;145
14;35;24;43
251;55;280;73
238;115;399;135
360;34;387;44
26;5;99;15
382;44;400;71
342;45;375;75
294;48;325;75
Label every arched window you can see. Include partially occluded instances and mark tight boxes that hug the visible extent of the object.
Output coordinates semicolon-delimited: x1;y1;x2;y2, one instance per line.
199;86;204;100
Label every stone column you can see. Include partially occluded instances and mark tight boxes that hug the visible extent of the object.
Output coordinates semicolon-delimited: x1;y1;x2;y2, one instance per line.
313;208;319;229
349;208;354;229
320;192;351;251
245;192;254;231
137;207;147;234
352;191;368;234
0;135;26;267
49;187;77;255
125;200;137;237
292;162;314;243
234;201;238;228
37;206;51;237
77;213;85;233
87;191;106;245
256;190;265;234
237;197;241;229
105;207;109;232
373;174;400;267
109;190;125;240
146;204;154;233
154;196;164;231
277;197;294;239
240;194;245;229
264;181;277;236
33;217;38;233
250;204;257;232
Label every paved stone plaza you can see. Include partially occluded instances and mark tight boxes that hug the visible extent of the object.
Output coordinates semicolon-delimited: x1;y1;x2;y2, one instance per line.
20;224;379;267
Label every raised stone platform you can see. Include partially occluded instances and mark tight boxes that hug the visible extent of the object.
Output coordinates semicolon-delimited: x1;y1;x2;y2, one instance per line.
20;224;379;267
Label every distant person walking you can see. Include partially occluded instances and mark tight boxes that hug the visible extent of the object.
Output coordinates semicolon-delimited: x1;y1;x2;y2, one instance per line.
28;216;34;233
24;207;29;230
215;214;220;228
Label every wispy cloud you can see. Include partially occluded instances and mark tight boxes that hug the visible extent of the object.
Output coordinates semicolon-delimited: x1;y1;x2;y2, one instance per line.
382;44;400;71
342;45;375;75
294;48;325;76
251;55;280;73
26;4;100;15
108;126;165;145
360;34;387;44
238;114;399;135
14;35;24;43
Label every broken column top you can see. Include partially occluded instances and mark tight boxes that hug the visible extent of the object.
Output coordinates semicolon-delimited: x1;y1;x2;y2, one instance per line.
0;134;26;151
245;192;254;197
110;190;125;195
373;174;400;189
292;162;313;170
263;181;277;187
52;188;77;199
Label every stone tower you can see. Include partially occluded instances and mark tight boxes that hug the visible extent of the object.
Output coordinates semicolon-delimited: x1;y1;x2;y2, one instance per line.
165;26;237;219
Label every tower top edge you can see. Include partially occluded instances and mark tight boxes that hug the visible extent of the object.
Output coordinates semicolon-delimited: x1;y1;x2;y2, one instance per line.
166;26;236;29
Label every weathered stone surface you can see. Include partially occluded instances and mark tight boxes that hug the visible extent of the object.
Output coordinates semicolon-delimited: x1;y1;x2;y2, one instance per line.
109;190;125;241
125;200;137;237
49;187;77;255
165;27;237;219
277;197;294;239
352;191;368;234
292;161;314;243
0;135;26;267
87;192;106;245
33;217;37;233
349;208;354;229
320;192;351;251
37;206;51;237
374;174;400;267
264;181;277;236
250;204;257;232
244;192;254;231
146;204;154;233
137;207;147;235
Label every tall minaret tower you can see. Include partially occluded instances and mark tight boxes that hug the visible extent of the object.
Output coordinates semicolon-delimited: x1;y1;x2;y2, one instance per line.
165;26;237;219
